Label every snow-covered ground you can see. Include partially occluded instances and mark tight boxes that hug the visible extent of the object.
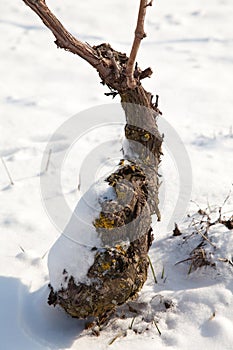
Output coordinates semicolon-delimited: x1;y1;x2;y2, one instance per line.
1;0;233;349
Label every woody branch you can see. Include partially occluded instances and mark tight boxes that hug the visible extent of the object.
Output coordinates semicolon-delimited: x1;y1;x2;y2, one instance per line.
126;0;153;89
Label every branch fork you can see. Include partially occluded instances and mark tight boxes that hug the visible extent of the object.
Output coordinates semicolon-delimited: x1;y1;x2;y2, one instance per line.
22;0;153;90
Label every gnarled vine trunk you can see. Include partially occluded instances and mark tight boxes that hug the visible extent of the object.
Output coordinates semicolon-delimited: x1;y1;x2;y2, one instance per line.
22;0;163;320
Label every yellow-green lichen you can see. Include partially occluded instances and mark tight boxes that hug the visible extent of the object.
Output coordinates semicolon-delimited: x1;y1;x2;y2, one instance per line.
94;213;115;229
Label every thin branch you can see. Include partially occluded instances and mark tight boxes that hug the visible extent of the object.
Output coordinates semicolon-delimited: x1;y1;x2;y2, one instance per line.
1;157;14;185
175;257;194;266
153;320;162;336
108;331;127;345
218;257;233;267
22;0;111;79
45;148;52;172
193;221;216;249
129;317;136;330
148;255;158;283
126;0;151;88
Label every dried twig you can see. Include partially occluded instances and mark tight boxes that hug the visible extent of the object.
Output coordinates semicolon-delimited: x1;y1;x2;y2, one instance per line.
190;199;202;211
153;320;162;336
222;189;231;208
19;245;25;253
126;0;151;88
45;148;52;172
192;221;216;248
175;201;233;274
1;157;14;185
175;246;214;272
175;257;194;266
108;331;127;345
161;265;165;279
129;317;136;330
148;255;158;283
188;261;193;275
218;257;233;267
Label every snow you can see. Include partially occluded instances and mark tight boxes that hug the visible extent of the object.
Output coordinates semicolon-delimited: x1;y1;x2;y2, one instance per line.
1;0;233;349
48;180;116;291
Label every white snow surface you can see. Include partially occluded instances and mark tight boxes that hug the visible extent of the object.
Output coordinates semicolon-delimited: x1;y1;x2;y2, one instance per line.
48;180;115;291
1;0;233;349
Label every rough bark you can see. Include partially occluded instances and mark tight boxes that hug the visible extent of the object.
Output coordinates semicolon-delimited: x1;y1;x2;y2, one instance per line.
22;0;163;320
